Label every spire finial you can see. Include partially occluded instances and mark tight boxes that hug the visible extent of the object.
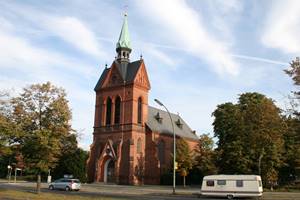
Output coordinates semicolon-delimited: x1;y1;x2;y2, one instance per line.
140;54;143;60
116;13;131;50
124;5;128;16
116;12;132;63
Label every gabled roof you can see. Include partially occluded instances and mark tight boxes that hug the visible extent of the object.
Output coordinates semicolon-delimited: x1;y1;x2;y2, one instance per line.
94;67;109;91
94;60;143;91
115;60;142;81
146;106;199;141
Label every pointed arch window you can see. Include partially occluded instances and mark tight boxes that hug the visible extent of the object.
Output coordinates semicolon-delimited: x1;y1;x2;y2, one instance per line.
98;97;103;126
114;96;121;124
158;140;165;164
106;97;112;125
137;138;142;154
138;97;142;124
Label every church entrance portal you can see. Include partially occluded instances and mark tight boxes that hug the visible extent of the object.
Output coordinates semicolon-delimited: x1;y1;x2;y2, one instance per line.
104;158;115;183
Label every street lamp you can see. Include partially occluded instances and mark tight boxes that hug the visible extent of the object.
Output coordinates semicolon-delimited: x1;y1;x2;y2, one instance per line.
7;165;11;183
154;99;176;194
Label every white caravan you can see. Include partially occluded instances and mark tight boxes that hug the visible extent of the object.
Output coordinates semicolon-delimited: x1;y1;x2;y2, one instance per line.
201;175;263;199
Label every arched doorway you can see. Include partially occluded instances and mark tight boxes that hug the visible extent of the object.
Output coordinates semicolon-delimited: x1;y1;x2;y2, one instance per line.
104;158;115;183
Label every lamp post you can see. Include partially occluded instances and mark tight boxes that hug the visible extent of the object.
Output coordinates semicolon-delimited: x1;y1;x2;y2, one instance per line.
7;165;11;183
154;99;176;194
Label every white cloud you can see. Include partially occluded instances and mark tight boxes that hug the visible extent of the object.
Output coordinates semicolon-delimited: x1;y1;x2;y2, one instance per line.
262;0;300;54
0;26;98;79
0;29;50;71
44;16;107;58
0;25;96;149
0;2;108;59
134;0;239;76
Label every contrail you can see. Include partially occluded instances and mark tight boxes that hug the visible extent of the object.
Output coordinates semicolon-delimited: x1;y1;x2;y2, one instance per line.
96;36;288;66
231;54;288;66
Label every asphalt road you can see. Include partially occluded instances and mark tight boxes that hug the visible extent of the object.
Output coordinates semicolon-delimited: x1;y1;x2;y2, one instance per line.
0;181;300;200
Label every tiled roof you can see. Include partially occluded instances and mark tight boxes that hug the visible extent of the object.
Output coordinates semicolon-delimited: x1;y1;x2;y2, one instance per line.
94;67;109;91
94;60;142;91
146;106;198;140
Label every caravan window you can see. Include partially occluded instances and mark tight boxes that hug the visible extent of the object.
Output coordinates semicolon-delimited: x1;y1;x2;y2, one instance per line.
206;180;214;186
217;180;226;185
236;180;243;187
259;180;262;187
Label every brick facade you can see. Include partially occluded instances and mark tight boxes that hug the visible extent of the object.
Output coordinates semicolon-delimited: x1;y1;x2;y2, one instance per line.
86;16;198;185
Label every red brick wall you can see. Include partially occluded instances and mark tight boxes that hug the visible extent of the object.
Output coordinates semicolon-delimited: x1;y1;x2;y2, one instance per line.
87;62;198;185
87;64;150;184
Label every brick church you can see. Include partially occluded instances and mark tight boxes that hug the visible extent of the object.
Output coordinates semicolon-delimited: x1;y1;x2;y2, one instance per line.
87;15;198;185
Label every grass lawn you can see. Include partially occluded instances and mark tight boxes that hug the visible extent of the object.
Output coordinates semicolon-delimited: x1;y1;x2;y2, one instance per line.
0;188;129;200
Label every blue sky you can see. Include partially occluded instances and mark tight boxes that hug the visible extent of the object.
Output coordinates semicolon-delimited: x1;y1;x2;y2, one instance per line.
0;0;299;150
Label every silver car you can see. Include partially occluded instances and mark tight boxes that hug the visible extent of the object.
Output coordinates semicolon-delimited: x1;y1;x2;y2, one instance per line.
49;178;81;191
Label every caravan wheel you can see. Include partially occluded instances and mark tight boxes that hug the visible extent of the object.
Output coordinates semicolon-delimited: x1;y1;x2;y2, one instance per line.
227;194;234;199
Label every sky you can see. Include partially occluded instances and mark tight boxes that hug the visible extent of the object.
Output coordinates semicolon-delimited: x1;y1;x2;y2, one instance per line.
0;0;299;150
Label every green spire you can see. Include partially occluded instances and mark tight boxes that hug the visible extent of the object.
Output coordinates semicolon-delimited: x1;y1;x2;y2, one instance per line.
116;14;131;50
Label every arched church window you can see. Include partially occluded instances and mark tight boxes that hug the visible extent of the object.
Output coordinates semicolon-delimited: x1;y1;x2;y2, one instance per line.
123;51;126;58
98;97;103;126
106;97;112;125
158;140;165;164
137;138;142;154
138;97;142;124
114;96;121;124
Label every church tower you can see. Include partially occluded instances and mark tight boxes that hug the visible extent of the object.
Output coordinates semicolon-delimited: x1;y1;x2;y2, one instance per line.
87;14;151;185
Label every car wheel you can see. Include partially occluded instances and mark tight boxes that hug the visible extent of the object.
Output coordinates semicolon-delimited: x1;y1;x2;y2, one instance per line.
65;186;71;191
49;185;54;190
227;194;234;199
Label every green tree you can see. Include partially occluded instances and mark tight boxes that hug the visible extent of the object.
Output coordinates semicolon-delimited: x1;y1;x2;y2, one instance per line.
0;91;13;156
176;138;193;187
280;115;300;184
285;57;300;117
193;134;217;177
239;93;285;179
213;93;285;186
10;82;74;193
213;103;250;174
52;147;88;182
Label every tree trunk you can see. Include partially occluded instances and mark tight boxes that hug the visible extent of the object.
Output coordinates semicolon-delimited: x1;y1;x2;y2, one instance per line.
183;175;186;188
36;174;41;194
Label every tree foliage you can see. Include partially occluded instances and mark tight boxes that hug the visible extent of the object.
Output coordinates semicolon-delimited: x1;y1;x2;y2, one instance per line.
213;92;285;185
193;134;217;177
0;82;78;193
52;147;88;182
279;117;300;184
9;82;74;174
285;57;300;117
281;57;300;183
213;102;250;174
176;138;193;187
0;91;13;156
176;138;193;172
